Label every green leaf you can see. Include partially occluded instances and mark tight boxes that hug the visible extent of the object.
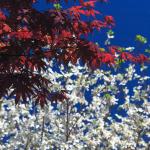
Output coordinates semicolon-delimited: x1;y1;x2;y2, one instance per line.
135;35;147;44
92;120;97;125
118;47;125;52
53;3;62;10
145;48;150;53
107;30;114;36
115;59;125;65
104;93;111;99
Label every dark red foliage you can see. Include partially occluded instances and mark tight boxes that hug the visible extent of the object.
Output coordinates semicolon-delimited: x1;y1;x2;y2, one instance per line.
35;91;67;108
120;52;149;63
0;0;148;107
104;16;115;27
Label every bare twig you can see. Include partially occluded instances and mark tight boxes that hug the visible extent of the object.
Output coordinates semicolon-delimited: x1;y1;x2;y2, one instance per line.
65;99;69;142
41;115;45;144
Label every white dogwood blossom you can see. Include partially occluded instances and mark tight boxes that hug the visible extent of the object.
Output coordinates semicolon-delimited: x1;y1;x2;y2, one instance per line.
0;61;150;150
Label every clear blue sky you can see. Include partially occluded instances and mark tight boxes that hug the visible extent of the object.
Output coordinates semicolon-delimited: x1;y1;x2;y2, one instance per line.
102;0;150;46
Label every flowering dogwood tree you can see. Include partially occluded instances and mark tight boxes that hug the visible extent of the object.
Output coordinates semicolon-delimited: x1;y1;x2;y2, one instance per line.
0;59;149;150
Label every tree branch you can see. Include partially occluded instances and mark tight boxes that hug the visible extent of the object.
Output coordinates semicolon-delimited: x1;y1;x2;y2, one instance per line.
41;115;45;144
65;99;69;142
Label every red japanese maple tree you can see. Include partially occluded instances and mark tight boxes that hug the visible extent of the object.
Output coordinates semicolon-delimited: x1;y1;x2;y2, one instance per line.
0;0;148;106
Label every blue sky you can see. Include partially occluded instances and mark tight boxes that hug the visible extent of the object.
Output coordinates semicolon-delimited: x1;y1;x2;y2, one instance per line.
102;0;150;46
